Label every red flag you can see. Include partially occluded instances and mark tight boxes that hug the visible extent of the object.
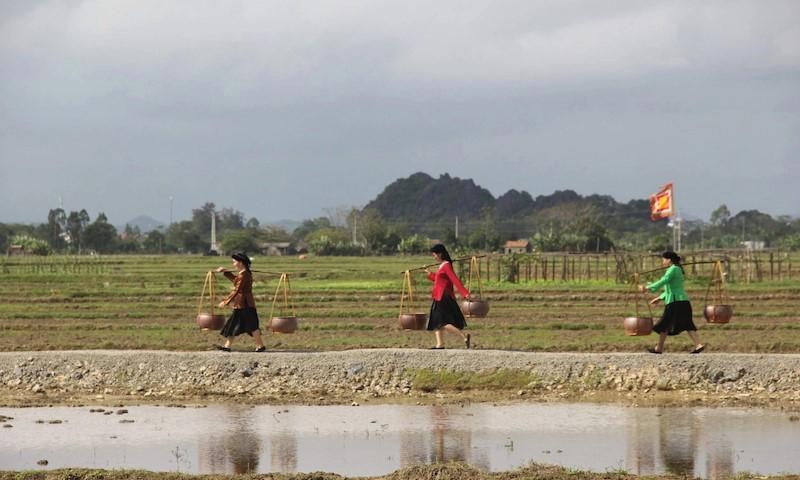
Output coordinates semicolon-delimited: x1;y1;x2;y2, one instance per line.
649;183;673;221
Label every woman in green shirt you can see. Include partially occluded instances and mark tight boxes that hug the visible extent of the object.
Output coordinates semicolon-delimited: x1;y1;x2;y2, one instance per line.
638;251;705;354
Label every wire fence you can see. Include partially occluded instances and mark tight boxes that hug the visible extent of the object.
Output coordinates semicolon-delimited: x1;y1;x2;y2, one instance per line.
454;250;796;284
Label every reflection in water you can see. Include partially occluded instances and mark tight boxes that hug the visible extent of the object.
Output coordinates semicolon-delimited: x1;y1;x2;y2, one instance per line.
658;408;697;476
198;406;263;474
625;410;656;474
399;406;489;470
624;406;738;480
270;432;298;472
0;403;793;477
706;438;734;480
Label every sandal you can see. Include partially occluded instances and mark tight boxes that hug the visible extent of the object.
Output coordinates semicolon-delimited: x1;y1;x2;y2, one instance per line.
215;345;231;352
690;345;705;354
255;346;266;353
646;347;662;354
429;346;444;350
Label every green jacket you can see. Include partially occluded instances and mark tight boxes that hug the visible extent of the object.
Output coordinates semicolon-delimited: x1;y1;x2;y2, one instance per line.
647;264;690;304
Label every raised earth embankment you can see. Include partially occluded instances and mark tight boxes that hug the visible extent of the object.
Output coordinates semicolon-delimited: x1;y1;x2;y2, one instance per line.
1;349;799;408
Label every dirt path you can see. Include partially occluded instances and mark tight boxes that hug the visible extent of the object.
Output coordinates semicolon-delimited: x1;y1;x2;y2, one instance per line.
1;349;799;408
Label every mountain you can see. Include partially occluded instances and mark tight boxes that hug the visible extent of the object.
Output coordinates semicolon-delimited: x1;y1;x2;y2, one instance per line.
361;172;664;237
363;172;496;222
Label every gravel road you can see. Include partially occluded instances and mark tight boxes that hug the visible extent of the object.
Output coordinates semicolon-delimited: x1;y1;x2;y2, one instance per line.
1;349;799;408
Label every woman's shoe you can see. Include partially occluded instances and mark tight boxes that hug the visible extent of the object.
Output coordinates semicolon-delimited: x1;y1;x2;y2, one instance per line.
646;347;662;354
429;346;444;350
690;345;705;354
255;346;266;353
464;334;471;349
215;345;231;352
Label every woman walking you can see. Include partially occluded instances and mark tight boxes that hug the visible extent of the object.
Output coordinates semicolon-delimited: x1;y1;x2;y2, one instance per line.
215;252;266;352
425;243;472;349
639;251;705;354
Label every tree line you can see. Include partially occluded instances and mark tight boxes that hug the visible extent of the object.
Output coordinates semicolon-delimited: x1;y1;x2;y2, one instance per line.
2;173;799;256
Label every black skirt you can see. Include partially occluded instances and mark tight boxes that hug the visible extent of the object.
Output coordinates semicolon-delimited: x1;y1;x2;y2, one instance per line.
426;295;467;331
653;300;697;336
220;307;261;337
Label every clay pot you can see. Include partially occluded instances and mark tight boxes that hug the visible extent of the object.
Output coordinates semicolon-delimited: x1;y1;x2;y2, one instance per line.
704;305;733;324
461;299;490;318
271;316;298;333
196;313;226;331
623;316;653;336
398;313;427;330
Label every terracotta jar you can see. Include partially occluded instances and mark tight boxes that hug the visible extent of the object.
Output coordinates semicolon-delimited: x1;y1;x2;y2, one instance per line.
623;316;653;336
461;299;490;318
398;313;427;330
271;316;298;333
704;305;733;324
196;313;226;331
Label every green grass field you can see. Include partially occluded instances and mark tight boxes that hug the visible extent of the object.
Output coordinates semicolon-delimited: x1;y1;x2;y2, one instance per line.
1;254;798;352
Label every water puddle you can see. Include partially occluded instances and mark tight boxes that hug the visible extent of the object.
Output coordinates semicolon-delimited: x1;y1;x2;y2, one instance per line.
1;403;798;478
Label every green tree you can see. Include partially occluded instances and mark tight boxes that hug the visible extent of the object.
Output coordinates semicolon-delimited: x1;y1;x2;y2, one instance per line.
292;217;333;241
143;229;166;253
221;230;260;254
65;209;91;253
165;220;205;253
83;213;118;253
398;234;429;254
191;203;216;242
10;234;51;255
306;228;360;255
117;225;142;253
217;207;245;231
261;225;292;242
47;208;67;251
710;204;731;227
359;209;394;254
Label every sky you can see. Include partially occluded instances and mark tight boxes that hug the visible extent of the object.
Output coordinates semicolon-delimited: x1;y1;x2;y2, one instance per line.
1;0;798;227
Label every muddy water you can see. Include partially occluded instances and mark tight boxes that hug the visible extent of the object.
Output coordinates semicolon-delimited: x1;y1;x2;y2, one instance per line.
0;403;797;478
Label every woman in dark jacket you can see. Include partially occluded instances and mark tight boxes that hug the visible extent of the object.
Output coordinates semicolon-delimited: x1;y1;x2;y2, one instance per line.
215;252;266;352
425;243;472;349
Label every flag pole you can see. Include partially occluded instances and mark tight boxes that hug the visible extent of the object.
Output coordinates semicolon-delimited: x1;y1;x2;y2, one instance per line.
671;185;680;252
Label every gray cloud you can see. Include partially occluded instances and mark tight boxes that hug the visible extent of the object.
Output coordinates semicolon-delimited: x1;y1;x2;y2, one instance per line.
1;0;798;225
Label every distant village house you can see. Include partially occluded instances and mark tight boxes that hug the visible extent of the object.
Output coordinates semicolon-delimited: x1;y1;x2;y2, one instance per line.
503;239;530;254
6;245;25;256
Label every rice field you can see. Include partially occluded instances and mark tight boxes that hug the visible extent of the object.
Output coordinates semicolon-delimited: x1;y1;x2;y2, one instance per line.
0;254;798;353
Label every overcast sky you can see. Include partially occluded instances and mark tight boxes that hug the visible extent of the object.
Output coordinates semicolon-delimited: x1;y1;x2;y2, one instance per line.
1;0;798;227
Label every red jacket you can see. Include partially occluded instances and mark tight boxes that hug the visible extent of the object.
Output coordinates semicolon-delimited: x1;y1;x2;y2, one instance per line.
427;261;470;301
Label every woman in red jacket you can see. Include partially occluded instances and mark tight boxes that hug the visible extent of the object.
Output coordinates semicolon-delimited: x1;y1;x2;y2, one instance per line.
425;244;472;349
